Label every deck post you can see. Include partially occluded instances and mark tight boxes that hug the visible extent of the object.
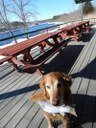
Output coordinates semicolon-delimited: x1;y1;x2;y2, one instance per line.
81;2;83;21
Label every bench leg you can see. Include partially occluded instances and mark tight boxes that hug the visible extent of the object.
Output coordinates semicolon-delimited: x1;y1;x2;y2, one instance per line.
36;68;43;75
73;36;78;43
23;49;34;63
44;40;55;47
36;63;45;75
12;57;25;66
59;49;64;55
53;36;60;44
38;42;46;52
9;57;25;70
9;59;17;70
86;27;92;33
59;32;66;39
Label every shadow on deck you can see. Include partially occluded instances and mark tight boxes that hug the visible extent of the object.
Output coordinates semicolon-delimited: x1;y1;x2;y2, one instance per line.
73;94;96;128
72;58;96;80
0;84;39;100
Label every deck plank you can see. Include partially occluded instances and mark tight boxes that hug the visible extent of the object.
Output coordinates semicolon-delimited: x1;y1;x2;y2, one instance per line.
27;109;44;128
0;74;33;111
71;33;96;94
15;103;40;128
72;33;96;128
0;66;13;79
0;71;17;84
0;63;11;72
0;75;41;128
0;72;25;92
0;74;36;115
0;73;40;114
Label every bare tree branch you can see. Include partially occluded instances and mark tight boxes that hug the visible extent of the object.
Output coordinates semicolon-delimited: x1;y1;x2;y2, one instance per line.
0;0;17;43
10;0;38;39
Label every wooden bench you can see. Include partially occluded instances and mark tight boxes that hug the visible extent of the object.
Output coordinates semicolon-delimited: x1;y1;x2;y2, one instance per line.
0;32;71;75
19;38;71;74
59;21;91;42
0;21;91;75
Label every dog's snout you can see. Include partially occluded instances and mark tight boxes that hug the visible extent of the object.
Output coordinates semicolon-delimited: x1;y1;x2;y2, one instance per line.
51;97;59;106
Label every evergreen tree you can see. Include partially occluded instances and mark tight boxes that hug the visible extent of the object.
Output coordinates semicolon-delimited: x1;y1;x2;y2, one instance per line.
83;1;94;15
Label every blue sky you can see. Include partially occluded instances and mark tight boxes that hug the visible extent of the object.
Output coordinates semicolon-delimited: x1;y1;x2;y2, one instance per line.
7;0;96;22
36;0;79;20
7;0;80;21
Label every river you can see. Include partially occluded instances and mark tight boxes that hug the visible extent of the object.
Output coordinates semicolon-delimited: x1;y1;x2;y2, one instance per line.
0;23;57;46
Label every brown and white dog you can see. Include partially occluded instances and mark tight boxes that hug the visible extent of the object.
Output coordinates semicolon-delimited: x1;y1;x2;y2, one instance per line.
30;72;73;128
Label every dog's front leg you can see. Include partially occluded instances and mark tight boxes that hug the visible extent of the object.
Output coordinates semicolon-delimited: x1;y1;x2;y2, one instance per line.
62;115;70;128
44;112;54;128
48;119;54;128
46;117;54;128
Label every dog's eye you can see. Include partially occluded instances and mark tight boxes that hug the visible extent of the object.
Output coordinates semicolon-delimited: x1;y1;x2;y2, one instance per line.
46;85;51;89
57;83;62;88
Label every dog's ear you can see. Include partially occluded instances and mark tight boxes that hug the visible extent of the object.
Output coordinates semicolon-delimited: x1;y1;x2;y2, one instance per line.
30;76;49;102
39;76;46;94
61;73;72;88
39;76;49;99
61;73;73;105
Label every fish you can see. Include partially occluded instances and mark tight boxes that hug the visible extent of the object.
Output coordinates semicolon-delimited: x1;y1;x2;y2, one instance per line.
38;100;77;117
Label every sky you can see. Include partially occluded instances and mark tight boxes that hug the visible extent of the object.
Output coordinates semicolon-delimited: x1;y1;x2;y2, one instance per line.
36;0;79;20
6;0;80;22
5;0;96;22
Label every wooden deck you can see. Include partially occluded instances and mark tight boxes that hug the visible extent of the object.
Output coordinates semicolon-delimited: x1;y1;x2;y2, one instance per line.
0;27;96;128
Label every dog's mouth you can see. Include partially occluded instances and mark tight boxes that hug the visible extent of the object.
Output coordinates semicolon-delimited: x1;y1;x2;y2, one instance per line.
52;102;59;106
51;100;60;106
51;98;65;106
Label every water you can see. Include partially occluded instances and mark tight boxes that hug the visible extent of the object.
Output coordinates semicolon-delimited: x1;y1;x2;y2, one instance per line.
0;23;57;46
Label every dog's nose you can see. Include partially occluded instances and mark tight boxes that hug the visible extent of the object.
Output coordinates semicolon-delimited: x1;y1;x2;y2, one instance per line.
52;102;59;106
52;98;59;106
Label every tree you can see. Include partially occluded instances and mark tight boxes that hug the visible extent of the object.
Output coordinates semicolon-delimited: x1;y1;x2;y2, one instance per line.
10;0;37;39
83;1;94;15
0;0;17;43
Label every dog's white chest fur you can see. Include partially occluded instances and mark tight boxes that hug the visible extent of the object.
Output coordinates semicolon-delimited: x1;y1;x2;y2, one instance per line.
38;100;77;117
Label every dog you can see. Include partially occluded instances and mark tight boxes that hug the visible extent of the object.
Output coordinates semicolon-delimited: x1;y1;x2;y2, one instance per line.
30;72;73;128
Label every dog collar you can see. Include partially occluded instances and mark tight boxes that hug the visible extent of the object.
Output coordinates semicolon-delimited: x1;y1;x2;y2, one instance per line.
38;100;77;117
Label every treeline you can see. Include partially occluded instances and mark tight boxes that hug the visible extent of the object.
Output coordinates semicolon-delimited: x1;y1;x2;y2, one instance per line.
83;1;95;15
48;1;96;22
53;14;68;20
0;21;25;31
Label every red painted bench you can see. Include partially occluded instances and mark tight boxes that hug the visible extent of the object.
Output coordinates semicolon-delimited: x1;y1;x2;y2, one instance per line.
0;32;71;74
0;21;91;74
59;21;91;42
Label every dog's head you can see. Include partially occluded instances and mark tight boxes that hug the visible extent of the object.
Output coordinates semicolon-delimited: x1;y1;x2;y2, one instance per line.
39;72;72;106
